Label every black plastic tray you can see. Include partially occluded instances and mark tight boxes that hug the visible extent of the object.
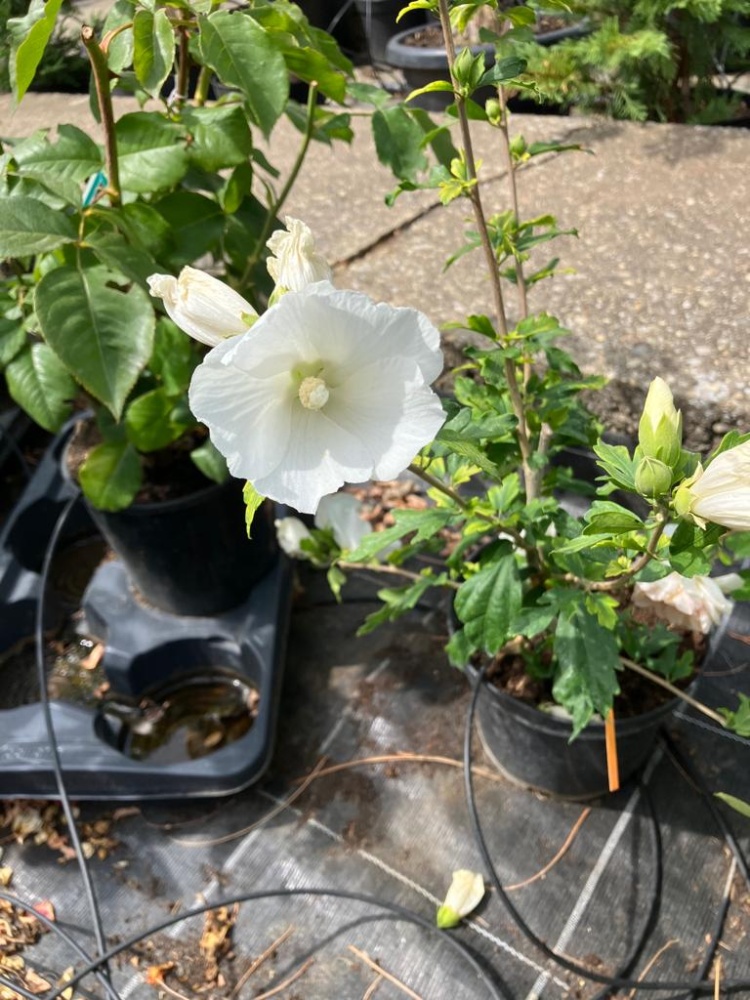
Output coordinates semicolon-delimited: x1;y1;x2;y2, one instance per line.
0;426;292;800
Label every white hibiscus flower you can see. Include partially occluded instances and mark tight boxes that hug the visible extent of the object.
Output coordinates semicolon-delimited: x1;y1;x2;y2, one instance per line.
189;281;445;514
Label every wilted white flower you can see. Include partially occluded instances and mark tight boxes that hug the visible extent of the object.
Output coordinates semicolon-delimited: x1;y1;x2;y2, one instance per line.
274;516;311;557
266;217;333;292
316;493;372;551
633;571;741;634
674;441;750;531
436;870;485;929
147;267;257;347
189;281;445;514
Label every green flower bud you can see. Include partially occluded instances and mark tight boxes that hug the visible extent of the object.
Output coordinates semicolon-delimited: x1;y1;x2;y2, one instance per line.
485;98;502;125
638;377;682;468
635;456;673;498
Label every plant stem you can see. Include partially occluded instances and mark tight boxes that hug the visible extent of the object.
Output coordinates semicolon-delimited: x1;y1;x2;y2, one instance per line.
436;0;535;498
407;462;532;554
174;25;190;105
193;65;212;107
589;511;668;592
338;560;459;590
82;26;120;207
620;656;727;727
238;82;319;294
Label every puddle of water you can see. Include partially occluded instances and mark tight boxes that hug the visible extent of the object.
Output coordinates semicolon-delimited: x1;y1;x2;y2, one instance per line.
102;674;259;765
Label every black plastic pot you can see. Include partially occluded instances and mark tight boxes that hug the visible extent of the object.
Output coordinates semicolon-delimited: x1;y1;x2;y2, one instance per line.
0;424;293;799
69;454;277;617
355;0;427;63
467;664;686;799
296;0;368;62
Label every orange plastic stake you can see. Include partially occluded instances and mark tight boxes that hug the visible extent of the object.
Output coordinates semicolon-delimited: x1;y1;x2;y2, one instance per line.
605;708;620;793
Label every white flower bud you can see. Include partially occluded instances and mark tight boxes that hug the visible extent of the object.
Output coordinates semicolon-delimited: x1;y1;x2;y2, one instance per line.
638;377;682;468
315;492;372;551
274;517;312;558
436;870;485;929
266;217;333;293
147;267;257;347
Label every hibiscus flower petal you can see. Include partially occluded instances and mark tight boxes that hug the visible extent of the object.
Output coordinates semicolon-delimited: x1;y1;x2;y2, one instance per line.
189;360;292;481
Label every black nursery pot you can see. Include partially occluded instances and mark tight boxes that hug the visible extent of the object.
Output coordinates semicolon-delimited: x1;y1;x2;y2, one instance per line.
356;0;427;63
467;667;683;799
84;475;277;618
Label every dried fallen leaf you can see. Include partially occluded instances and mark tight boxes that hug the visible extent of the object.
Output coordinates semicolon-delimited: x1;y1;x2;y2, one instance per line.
145;962;175;986
23;967;51;994
0;867;12;887
80;643;104;671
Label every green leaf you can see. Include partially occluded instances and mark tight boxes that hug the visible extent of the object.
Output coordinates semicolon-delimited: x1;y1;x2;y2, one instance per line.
150;318;197;396
133;9;176;97
5;341;76;431
719;694;750;738
125;388;189;452
115;112;189;193
357;576;439;636
11;125;103;205
84;229;161;288
79;440;142;511
0;317;27;368
406;80;455;104
552;604;621;737
346;507;454;563
326;564;347;602
190;438;227;484
35;264;155;420
153;191;224;268
583;500;645;536
199;12;288;137
593;439;638;493
477;55;527;87
668;520;725;576
715;792;750;819
454;545;522;654
0;196;77;256
8;0;65;102
181;105;253;172
371;106;428;184
282;46;348;104
243;480;265;537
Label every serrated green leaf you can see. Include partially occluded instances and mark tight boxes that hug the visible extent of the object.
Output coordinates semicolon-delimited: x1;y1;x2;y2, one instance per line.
35;264;155;419
357;576;438;636
5;341;76;431
199;12;288;137
79;439;142;511
346;507;454;563
668;520;725;576
455;545;522;654
133;9;175;97
719;694;750;738
0;196;77;255
115;112;189;194
552;604;621;737
243;479;265;537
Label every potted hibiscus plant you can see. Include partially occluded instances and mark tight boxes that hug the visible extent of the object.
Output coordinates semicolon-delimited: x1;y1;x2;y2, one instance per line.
153;0;750;798
0;0;355;613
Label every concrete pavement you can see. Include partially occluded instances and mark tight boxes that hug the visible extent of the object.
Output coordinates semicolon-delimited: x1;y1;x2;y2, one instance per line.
1;90;748;447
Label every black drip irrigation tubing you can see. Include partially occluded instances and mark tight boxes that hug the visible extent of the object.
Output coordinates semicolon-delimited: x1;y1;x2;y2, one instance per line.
464;665;750;997
1;498;750;999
